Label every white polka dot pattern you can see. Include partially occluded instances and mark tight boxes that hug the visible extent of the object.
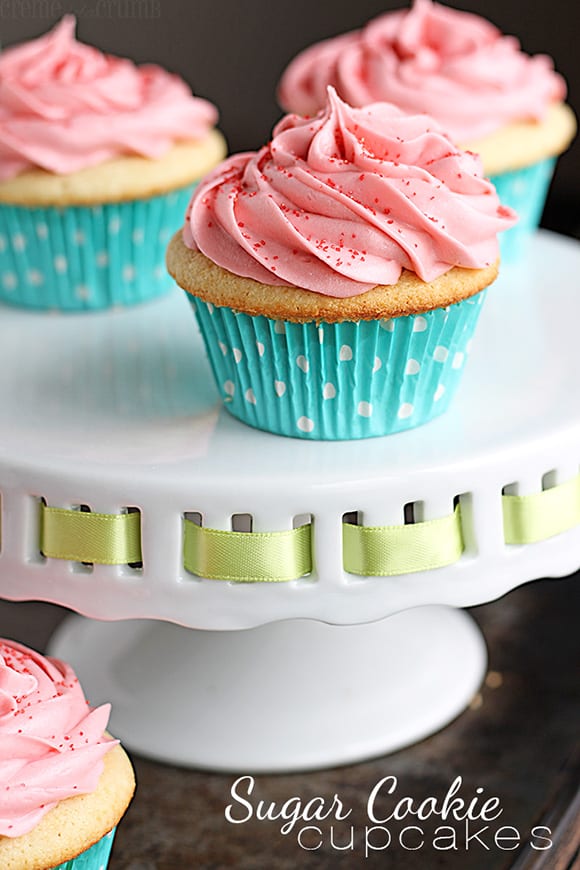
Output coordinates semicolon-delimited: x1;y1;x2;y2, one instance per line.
191;287;487;440
398;403;414;419
0;186;194;310
297;416;315;433
2;272;16;290
26;269;43;286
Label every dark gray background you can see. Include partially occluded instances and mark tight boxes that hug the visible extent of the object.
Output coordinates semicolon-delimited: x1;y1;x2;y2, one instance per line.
2;0;579;232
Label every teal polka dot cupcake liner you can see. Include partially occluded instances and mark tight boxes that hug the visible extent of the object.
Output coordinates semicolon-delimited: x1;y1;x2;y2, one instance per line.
52;826;116;870
489;157;555;264
190;292;487;440
0;187;194;311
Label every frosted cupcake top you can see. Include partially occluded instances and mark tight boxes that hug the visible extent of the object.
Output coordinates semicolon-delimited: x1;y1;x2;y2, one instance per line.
0;16;219;180
0;638;117;838
183;89;515;297
278;0;566;143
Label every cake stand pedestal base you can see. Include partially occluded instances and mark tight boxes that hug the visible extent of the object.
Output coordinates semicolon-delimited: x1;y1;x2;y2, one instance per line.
49;605;486;772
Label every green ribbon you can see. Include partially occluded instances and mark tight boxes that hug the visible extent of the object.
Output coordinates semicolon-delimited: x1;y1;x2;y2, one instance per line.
183;521;312;582
343;505;464;576
37;475;580;578
503;475;580;544
40;505;142;565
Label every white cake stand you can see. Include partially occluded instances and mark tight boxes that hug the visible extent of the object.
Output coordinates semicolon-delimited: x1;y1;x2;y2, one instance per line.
0;231;579;771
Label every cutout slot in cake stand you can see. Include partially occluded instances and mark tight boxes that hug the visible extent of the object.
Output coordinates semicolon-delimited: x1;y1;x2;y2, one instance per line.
0;231;579;770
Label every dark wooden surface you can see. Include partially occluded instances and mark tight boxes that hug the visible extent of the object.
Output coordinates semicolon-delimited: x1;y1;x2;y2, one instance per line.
1;572;578;870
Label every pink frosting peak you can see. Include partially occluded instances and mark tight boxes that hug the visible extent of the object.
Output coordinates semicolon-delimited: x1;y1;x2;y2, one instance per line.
184;88;515;297
278;0;566;143
0;16;219;180
0;639;116;838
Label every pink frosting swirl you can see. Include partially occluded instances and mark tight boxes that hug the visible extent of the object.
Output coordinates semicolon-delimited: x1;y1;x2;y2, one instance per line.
278;0;566;143
184;89;515;297
0;16;219;180
0;639;117;838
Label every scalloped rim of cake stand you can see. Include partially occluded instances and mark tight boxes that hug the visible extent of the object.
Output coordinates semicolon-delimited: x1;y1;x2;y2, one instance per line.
0;232;579;631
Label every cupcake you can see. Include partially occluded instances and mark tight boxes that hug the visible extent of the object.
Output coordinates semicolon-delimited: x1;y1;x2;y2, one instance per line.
0;17;226;311
0;638;135;870
167;89;515;440
278;0;576;261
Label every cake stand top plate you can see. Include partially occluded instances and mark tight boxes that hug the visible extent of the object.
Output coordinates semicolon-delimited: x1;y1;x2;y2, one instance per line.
0;231;579;629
